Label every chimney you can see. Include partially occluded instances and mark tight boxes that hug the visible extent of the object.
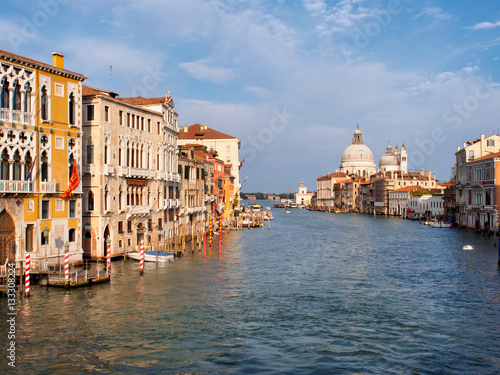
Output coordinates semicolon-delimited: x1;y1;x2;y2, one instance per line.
204;125;208;130
433;172;436;179
184;127;187;132
462;142;466;149
52;52;64;69
457;146;460;152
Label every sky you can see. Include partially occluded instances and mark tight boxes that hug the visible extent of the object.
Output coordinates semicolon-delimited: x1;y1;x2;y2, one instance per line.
1;0;500;193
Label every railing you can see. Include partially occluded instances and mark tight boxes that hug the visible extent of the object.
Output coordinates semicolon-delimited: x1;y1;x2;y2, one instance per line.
0;180;33;193
40;181;57;193
118;166;129;177
104;164;115;175
0;108;33;125
129;167;149;178
149;170;156;179
82;165;96;174
128;205;150;215
157;171;166;179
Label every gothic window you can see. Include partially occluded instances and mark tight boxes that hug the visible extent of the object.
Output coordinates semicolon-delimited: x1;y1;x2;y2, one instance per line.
24;84;32;113
40;86;48;120
0;149;9;179
69;92;76;125
1;79;10;108
118;187;123;211
12;149;21;180
41;150;48;181
104;185;109;211
127;141;131;167
13;82;21;111
86;137;94;164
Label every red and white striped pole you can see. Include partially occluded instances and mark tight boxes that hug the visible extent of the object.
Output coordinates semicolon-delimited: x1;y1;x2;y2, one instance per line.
24;253;30;297
106;238;111;273
140;239;144;275
64;245;69;283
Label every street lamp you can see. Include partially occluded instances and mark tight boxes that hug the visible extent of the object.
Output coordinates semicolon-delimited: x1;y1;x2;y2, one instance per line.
42;225;50;269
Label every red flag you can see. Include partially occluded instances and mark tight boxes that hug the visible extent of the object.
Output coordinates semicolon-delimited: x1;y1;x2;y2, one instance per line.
60;161;80;199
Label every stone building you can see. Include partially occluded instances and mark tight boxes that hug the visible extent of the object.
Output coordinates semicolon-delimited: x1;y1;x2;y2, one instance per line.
81;86;180;258
0;50;86;267
339;125;377;177
316;172;348;209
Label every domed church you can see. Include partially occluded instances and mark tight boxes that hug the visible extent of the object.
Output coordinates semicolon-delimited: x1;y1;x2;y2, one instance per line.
339;125;377;177
379;141;407;173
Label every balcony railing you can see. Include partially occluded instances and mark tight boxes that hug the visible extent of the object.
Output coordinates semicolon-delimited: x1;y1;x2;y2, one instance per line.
157;171;166;179
0;108;33;125
129;167;149;179
40;181;57;194
0;180;33;193
82;165;96;174
118;166;129;177
104;164;115;175
164;199;170;208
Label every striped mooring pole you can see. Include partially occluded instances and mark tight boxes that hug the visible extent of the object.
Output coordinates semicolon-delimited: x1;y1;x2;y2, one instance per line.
64;245;70;283
140;240;144;275
24;253;30;297
209;218;212;248
106;238;111;273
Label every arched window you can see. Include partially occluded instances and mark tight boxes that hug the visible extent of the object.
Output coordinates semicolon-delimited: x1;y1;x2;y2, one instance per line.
1;79;10;109
118;187;123;211
86;137;94;164
12;149;21;180
68;92;75;125
118;140;123;166
41;150;49;182
126;141;131;167
68;228;76;243
24;84;32;113
40;86;48;120
0;149;9;180
104;186;109;211
13;82;21;111
104;138;109;165
88;191;94;211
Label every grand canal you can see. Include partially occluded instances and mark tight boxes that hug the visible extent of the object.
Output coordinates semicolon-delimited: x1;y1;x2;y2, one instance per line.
2;203;500;374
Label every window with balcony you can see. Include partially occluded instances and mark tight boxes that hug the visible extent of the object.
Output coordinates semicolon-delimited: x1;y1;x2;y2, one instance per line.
86;137;94;164
68;92;76;125
24;84;32;113
41;86;48;121
13;83;21;111
1;79;9;108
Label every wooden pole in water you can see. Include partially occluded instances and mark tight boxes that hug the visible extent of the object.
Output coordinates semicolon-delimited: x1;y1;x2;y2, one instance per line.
203;232;207;259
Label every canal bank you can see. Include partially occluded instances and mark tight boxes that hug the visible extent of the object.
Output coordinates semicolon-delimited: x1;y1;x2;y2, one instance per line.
1;207;499;374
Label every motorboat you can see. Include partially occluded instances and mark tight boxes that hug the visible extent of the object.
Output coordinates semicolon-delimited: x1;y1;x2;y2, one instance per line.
428;222;450;228
127;250;174;262
462;245;474;250
285;207;291;213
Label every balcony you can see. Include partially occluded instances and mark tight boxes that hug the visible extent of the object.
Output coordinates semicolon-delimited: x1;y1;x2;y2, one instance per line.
0;108;33;125
129;167;149;179
40;181;58;194
104;164;115;175
82;165;96;175
157;171;166;180
149;170;156;179
164;198;170;208
118;166;129;177
0;180;33;194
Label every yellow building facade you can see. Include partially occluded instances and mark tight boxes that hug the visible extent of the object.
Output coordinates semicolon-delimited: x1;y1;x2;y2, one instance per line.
0;50;86;267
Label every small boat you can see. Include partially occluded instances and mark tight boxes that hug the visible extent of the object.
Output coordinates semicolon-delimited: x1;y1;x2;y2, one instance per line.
462;245;474;250
285;207;291;213
127;251;174;262
251;205;262;211
428;222;450;228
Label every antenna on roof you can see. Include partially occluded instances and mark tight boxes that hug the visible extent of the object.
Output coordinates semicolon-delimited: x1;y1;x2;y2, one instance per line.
110;65;113;91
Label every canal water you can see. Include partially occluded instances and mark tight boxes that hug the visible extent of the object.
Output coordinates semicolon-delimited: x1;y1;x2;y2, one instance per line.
2;202;500;374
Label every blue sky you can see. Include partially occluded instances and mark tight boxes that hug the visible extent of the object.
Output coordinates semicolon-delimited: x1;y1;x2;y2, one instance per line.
2;0;500;193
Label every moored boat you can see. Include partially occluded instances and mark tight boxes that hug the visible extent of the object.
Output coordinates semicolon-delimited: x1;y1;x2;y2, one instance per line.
127;251;174;262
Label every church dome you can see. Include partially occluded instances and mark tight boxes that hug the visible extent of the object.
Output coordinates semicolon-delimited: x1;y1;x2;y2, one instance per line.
341;144;374;163
379;141;398;168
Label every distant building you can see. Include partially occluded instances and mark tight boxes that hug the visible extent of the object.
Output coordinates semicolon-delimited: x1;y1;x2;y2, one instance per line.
339;125;377;177
246;195;257;200
379;142;408;173
388;185;426;216
295;180;314;206
316;172;349;208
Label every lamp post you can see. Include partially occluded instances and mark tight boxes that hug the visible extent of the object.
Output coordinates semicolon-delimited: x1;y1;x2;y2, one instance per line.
42;225;49;270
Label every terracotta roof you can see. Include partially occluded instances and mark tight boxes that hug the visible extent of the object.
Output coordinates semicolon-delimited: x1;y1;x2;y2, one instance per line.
82;85;119;98
118;96;168;106
179;124;237;140
472;151;500;162
0;49;86;80
317;172;348;180
392;185;426;193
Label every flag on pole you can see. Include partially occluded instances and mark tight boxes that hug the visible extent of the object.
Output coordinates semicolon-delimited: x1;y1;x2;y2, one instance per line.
25;154;37;181
60;160;80;199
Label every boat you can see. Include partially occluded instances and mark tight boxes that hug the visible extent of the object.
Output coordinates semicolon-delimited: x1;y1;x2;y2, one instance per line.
251;205;262;211
428;222;450;228
462;245;474;250
285;207;290;213
127;251;174;262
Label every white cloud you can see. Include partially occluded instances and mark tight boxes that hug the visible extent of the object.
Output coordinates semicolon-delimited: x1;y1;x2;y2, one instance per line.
469;20;500;31
302;0;327;17
179;59;235;85
415;7;452;21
